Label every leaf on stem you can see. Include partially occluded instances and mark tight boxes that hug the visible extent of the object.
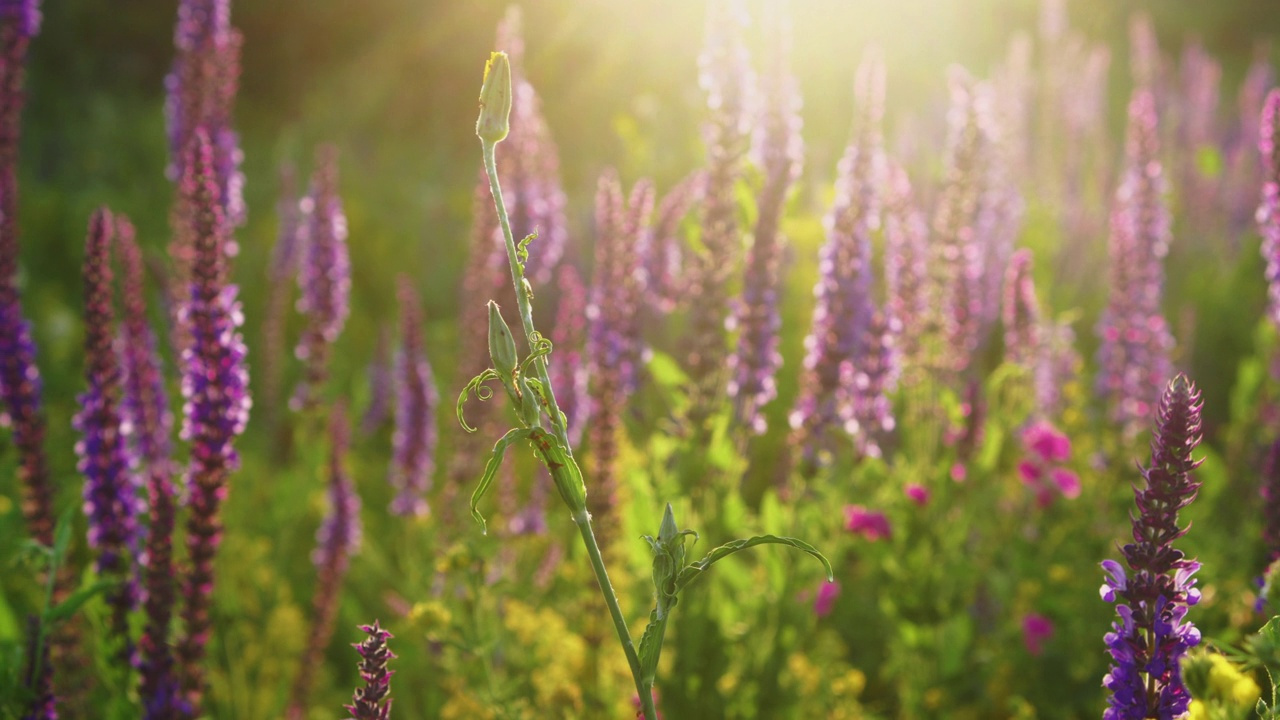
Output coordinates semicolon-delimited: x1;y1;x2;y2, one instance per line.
675;535;835;591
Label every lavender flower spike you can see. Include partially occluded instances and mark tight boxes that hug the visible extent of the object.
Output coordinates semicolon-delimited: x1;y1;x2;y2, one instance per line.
0;0;53;550
789;49;883;473
389;276;438;517
117;218;184;719
727;1;802;435
585;172;654;543
75;207;140;649
684;0;753;422
1100;374;1204;720
1096;88;1174;438
1259;89;1280;339
292;145;351;411
165;0;244;228
345;621;395;720
176;128;251;715
288;405;362;719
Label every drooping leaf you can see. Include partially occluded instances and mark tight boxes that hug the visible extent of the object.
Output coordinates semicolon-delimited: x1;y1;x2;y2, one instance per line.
470;428;534;533
675;534;834;592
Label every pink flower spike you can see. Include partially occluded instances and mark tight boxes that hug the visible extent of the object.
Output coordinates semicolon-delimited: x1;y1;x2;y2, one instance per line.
844;505;892;541
950;463;967;483
1022;613;1054;656
814;580;841;617
1050;468;1081;499
904;482;930;506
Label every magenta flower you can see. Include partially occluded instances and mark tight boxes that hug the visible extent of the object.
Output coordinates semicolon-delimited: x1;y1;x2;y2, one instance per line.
844;505;891;542
1023;420;1071;463
904;483;930;507
813;580;841;617
1021;613;1054;656
1017;421;1078;506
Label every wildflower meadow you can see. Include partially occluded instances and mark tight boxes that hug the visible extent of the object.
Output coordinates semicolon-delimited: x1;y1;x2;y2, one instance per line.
7;1;1280;718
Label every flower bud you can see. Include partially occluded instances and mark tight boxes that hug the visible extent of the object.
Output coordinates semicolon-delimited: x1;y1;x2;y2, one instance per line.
476;51;513;144
488;300;518;378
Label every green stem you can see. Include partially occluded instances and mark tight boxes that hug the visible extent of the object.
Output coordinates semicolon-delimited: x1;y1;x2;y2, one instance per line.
481;138;654;720
481;140;571;452
573;509;654;720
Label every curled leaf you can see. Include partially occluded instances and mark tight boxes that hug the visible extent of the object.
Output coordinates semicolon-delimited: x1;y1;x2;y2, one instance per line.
456;368;501;433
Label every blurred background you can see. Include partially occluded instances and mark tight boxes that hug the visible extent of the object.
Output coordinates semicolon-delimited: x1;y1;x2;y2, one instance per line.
20;1;1280;411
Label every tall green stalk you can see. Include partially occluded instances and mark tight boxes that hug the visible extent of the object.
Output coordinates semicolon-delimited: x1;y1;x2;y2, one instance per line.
473;52;655;720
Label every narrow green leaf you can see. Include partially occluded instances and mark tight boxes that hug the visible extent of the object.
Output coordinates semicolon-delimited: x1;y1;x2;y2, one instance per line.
675;535;834;592
53;506;75;561
637;609;663;683
45;580;115;624
470;428;533;533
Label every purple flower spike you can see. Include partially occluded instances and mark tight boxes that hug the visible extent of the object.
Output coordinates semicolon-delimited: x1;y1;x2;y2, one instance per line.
292;145;351;411
1100;375;1204;720
389;277;437;518
117;217;173;471
289;407;362;719
586;172;654;543
1259;89;1280;340
789;49;883;473
75;208;141;649
176;128;251;715
165;0;244;229
684;0;753;420
728;4;801;436
0;0;52;551
262;165;303;416
1097;88;1174;439
884;162;928;379
1001;249;1040;367
346;621;395;720
360;327;393;436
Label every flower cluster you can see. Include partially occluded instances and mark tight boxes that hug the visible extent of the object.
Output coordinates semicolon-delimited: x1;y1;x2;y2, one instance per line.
346;621;395;720
1100;375;1204;720
1016;421;1080;507
389;277;437;517
844;505;891;542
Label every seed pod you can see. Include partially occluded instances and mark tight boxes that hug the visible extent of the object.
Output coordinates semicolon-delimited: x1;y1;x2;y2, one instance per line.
487;300;518;379
476;51;512;144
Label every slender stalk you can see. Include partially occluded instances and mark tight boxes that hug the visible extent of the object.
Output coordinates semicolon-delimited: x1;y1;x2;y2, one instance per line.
481;137;654;720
